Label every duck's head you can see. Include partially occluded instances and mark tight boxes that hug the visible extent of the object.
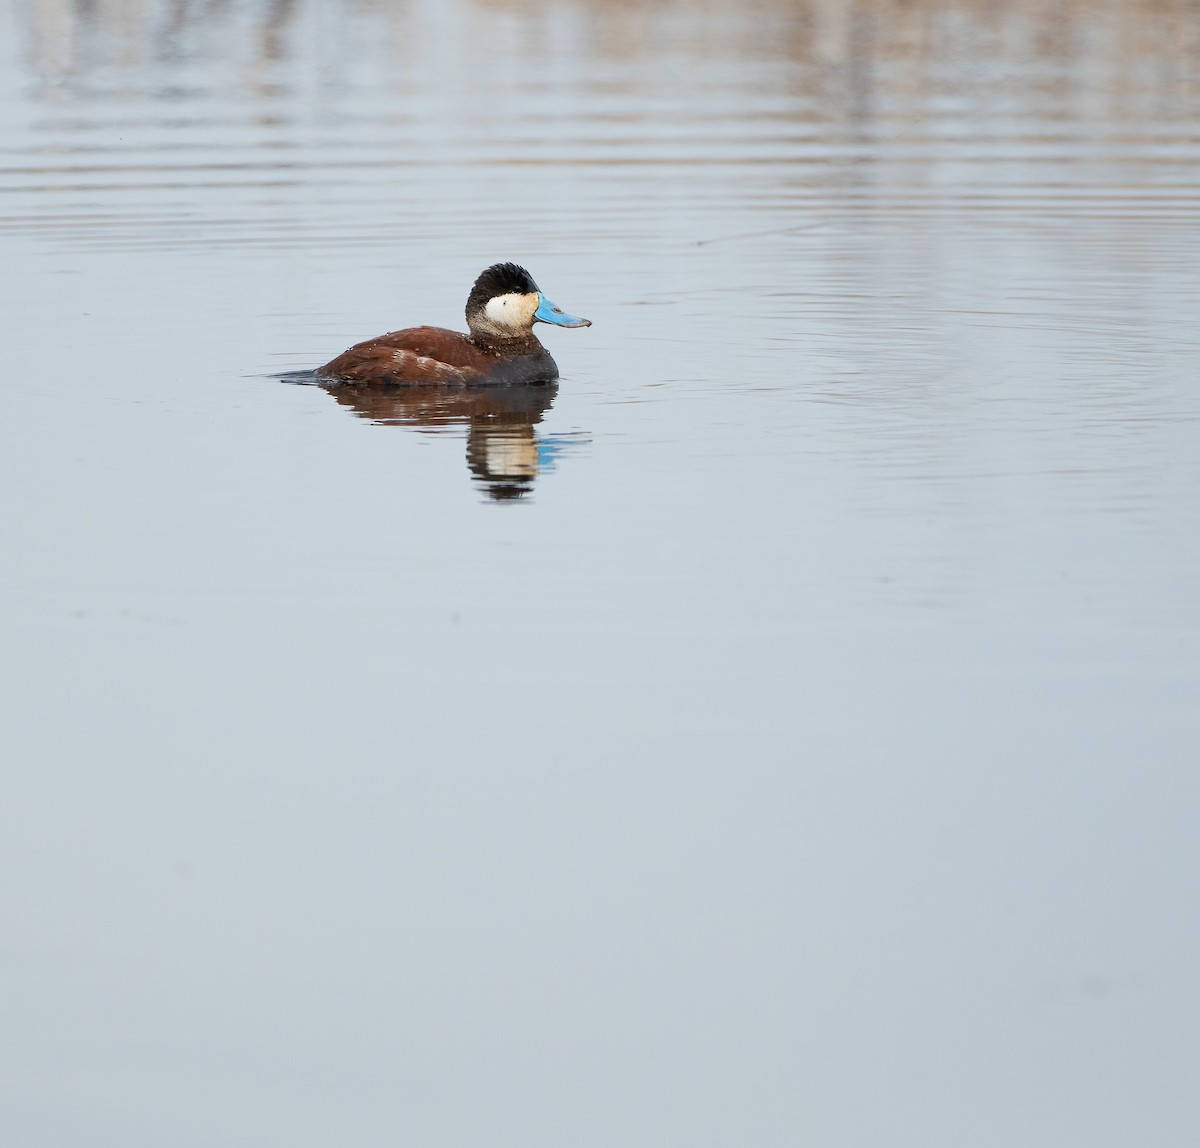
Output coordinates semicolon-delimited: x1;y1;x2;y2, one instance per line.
466;262;591;340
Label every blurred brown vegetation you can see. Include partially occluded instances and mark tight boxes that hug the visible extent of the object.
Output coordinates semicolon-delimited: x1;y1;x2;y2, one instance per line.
21;0;1200;95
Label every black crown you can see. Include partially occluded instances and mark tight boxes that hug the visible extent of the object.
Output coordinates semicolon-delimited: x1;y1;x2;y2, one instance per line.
467;263;539;311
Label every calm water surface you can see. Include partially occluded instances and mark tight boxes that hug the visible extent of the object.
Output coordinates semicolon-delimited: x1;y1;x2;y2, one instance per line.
2;1;1199;1144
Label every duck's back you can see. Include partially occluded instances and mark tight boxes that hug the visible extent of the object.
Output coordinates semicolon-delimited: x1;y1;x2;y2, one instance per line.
317;326;493;385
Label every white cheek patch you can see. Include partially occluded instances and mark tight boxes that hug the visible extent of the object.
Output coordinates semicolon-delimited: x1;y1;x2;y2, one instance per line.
484;292;537;329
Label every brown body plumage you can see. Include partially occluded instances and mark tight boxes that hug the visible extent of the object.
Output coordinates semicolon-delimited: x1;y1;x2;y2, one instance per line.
318;326;557;386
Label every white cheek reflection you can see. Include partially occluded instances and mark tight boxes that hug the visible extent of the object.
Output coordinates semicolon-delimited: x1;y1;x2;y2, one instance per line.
485;429;539;477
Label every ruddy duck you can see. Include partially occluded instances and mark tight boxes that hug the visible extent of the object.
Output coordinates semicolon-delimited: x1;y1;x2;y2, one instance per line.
316;262;590;386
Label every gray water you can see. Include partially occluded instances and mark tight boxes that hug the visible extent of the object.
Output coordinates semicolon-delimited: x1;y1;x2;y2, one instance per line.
2;1;1199;1144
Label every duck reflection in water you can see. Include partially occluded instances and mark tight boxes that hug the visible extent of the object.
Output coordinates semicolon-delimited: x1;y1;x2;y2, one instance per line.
324;380;577;501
